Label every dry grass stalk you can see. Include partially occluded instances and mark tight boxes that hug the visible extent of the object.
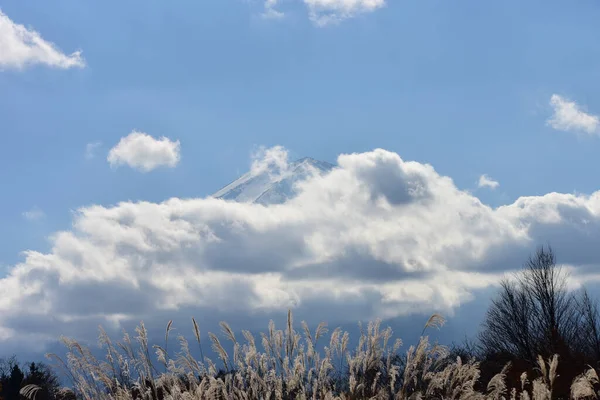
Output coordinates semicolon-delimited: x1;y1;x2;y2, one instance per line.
32;311;600;400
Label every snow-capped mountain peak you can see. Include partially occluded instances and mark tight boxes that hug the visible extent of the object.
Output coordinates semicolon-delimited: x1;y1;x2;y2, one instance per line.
213;157;335;205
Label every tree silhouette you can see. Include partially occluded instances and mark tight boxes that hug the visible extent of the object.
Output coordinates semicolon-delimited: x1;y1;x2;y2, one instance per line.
0;356;62;400
21;362;61;400
478;246;582;364
0;360;25;400
477;245;600;398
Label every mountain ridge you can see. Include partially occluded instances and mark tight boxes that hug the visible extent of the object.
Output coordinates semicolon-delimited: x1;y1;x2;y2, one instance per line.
213;157;335;205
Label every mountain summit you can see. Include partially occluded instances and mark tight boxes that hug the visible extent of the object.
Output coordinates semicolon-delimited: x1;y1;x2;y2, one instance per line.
213;157;335;205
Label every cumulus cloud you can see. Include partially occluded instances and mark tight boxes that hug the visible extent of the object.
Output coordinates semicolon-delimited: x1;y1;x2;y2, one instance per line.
304;0;385;25
3;147;600;352
107;131;181;172
478;174;499;190
22;207;44;221
0;9;84;70
547;94;599;135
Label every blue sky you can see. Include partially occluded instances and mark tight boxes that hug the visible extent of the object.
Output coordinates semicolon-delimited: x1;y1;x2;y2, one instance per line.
2;0;600;365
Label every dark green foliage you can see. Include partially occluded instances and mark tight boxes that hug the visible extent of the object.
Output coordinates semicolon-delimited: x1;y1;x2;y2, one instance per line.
0;357;61;400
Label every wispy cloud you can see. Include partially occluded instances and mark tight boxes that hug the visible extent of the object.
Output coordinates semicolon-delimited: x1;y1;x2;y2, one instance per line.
107;131;181;172
0;9;85;70
478;174;499;190
304;0;386;26
85;141;102;160
22;207;45;221
547;94;599;135
262;0;285;19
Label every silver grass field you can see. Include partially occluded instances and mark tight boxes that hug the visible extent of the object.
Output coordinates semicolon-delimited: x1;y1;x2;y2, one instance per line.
18;311;600;400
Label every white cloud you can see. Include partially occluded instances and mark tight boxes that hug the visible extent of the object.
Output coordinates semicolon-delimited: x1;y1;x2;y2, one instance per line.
107;131;181;172
262;0;285;19
84;141;102;160
4;147;600;352
0;9;85;70
478;174;499;190
303;0;385;25
22;207;44;221
547;94;599;135
250;145;290;177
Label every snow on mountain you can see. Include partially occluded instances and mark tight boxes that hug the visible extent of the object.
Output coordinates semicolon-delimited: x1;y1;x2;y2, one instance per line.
213;157;335;205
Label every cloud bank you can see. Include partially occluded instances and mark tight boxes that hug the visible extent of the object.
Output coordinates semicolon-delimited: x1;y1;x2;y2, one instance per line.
547;94;599;135
0;9;84;70
107;131;181;172
2;147;600;352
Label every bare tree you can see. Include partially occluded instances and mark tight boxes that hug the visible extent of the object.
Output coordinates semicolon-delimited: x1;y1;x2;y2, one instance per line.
478;246;582;365
524;247;580;357
574;288;600;364
478;279;535;362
